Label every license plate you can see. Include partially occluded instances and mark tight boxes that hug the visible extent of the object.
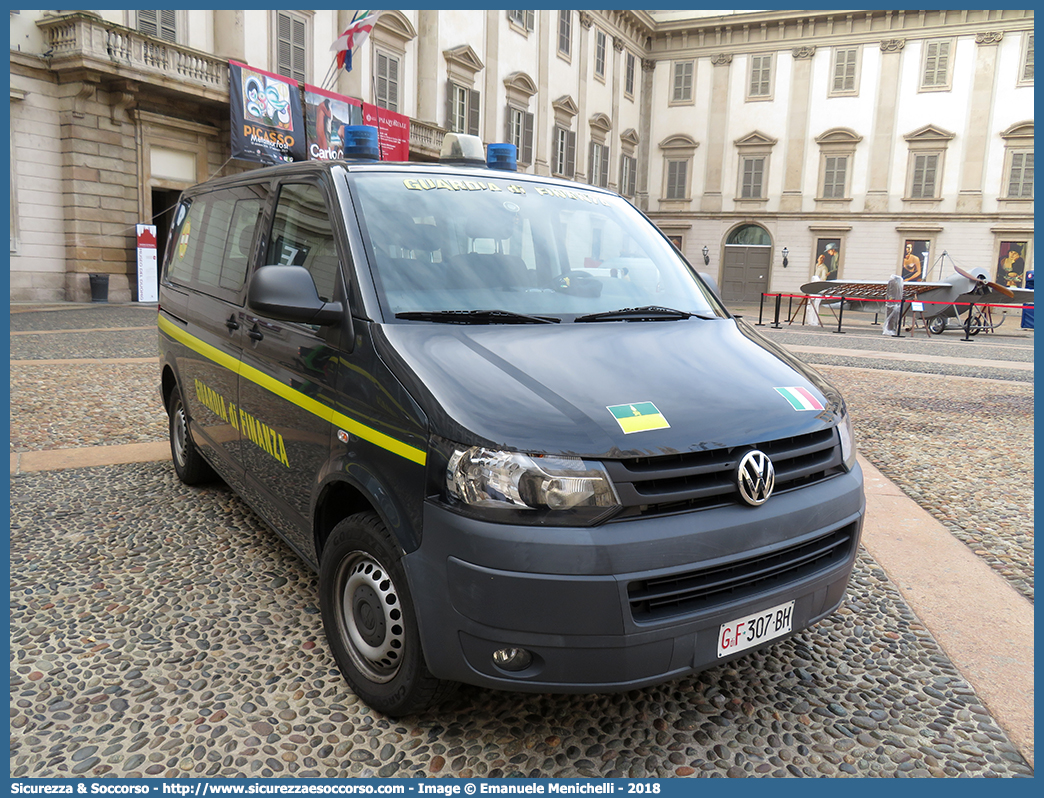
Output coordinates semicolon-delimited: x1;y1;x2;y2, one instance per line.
717;600;794;658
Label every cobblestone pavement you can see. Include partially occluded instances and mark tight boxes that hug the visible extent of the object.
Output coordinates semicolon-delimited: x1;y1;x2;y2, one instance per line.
8;303;1034;778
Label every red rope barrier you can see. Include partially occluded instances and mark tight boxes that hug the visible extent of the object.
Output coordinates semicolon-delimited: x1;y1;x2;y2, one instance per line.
761;292;1032;310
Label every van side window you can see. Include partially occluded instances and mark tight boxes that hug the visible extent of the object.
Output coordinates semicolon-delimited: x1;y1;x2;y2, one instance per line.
165;187;264;302
266;183;339;303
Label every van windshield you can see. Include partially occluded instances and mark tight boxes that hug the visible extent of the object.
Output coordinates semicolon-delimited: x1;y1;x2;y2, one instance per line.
349;173;724;322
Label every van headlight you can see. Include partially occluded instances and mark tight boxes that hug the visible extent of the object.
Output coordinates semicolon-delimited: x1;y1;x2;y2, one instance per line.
838;409;856;471
443;445;621;526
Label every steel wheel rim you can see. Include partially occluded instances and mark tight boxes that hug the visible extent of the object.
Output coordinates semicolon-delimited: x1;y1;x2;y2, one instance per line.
172;398;189;468
336;552;405;683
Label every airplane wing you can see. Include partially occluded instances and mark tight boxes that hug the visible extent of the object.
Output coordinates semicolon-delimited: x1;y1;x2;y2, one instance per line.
800;280;950;301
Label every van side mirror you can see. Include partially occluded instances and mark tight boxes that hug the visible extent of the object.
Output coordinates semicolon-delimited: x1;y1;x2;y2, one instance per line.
248;265;344;326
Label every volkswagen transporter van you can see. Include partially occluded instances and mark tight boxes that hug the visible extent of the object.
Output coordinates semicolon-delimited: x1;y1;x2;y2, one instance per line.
158;132;865;717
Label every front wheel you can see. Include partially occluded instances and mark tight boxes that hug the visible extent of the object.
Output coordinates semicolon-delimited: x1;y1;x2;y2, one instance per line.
319;512;454;716
167;383;216;484
927;315;947;335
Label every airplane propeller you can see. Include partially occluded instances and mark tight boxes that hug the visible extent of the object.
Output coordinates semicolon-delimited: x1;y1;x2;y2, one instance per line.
952;264;1015;299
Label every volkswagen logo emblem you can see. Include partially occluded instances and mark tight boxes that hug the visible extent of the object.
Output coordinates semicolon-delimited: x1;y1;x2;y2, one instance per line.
737;449;775;506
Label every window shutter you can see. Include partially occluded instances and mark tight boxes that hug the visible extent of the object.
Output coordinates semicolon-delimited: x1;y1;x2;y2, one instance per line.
629;156;638;195
522;112;534;165
566;131;576;178
159;10;177;42
526;10;535;31
446;81;455;131
138;10;158;38
588;142;596;184
1024;33;1034;81
468;89;480;136
387;56;399;112
553;127;561;173
291;16;306;83
600;145;609;188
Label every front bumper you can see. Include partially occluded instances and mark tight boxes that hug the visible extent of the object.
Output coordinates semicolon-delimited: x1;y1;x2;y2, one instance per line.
404;464;864;692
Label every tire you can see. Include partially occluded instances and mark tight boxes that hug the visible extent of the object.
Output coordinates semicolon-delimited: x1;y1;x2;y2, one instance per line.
927;315;947;335
319;512;454;716
167;383;217;484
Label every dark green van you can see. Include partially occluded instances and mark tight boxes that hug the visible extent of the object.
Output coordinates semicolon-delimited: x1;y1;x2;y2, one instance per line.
158;134;864;716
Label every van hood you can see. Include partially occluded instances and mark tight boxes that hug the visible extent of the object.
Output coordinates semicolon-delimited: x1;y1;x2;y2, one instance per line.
374;317;844;459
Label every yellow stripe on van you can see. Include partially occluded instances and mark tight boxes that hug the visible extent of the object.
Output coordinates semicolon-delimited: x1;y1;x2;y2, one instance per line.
158;314;427;466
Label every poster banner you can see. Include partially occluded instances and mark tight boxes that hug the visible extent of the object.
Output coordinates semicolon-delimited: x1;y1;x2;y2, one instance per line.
996;240;1028;288
362;102;411;161
136;224;158;302
813;238;840;281
901;239;929;282
229;60;305;165
302;84;364;161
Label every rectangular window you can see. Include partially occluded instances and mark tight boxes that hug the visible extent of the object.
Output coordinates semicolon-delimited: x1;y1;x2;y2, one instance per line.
922;40;951;89
375;51;400;113
276;11;307;83
508;107;534;165
267;183;339;303
589;142;609;188
822;156;848;199
749;54;772;98
448;83;480;136
619;154;637;197
553;126;576;178
625;52;636;96
910;153;939;198
1008;151;1034;198
672;61;694;103
138;10;177;42
595;30;607;78
558;11;571;57
666;160;687;200
741;157;765;198
832;47;858;94
508;10;535;32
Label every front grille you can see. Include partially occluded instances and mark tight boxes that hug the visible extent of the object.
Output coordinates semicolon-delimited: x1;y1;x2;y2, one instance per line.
628;523;858;623
605;427;843;518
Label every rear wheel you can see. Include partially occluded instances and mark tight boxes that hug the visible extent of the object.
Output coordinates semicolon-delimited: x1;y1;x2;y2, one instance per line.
167;383;216;484
927;315;947;335
319;512;454;716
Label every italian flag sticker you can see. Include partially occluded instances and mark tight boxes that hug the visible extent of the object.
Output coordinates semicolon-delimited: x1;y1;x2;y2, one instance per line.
607;402;670;434
775;386;825;411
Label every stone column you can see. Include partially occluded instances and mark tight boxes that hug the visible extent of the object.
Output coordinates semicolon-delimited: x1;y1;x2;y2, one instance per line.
575;11;592;183
864;39;905;212
483;9;499;144
700;54;732;213
635;58;656;212
780;46;816;212
416;10;439;124
534;10;551;175
957;32;1004;213
213;10;245;63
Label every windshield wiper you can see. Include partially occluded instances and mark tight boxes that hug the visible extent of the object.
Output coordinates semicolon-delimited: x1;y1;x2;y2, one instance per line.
574;305;699;323
395;309;560;325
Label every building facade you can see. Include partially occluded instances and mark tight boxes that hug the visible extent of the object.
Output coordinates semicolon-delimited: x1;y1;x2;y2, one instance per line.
9;9;1035;303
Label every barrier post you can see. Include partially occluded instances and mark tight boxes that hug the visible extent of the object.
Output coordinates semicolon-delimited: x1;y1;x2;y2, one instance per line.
832;297;846;334
961;302;975;342
893;298;906;338
756;292;766;326
771;294;782;329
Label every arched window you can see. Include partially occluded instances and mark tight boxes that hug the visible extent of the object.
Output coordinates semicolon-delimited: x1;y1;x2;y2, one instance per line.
726;224;771;246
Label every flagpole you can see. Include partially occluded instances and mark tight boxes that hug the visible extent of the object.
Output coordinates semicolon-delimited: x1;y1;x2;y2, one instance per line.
371;74;385;161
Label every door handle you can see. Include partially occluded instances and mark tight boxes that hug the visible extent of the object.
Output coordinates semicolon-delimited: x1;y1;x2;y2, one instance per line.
226;315;240;331
248;324;264;341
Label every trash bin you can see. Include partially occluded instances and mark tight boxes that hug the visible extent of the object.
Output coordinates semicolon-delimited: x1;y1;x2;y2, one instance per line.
89;273;109;303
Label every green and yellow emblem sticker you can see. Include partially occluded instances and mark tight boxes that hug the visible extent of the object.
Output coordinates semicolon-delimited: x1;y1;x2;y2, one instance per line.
607;402;670;434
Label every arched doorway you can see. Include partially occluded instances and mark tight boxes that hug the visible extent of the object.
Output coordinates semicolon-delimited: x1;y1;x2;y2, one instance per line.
721;224;772;302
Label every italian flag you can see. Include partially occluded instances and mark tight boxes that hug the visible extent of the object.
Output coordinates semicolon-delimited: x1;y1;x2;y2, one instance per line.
774;386;825;411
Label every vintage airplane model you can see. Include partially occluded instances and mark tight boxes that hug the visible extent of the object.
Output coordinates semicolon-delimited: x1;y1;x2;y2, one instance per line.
801;263;1033;334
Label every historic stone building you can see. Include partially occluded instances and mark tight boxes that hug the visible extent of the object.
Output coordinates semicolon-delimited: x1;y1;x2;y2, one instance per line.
9;9;1035;303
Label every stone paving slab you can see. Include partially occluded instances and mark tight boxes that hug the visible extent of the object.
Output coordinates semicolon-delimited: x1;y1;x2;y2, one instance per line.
8;463;1032;778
